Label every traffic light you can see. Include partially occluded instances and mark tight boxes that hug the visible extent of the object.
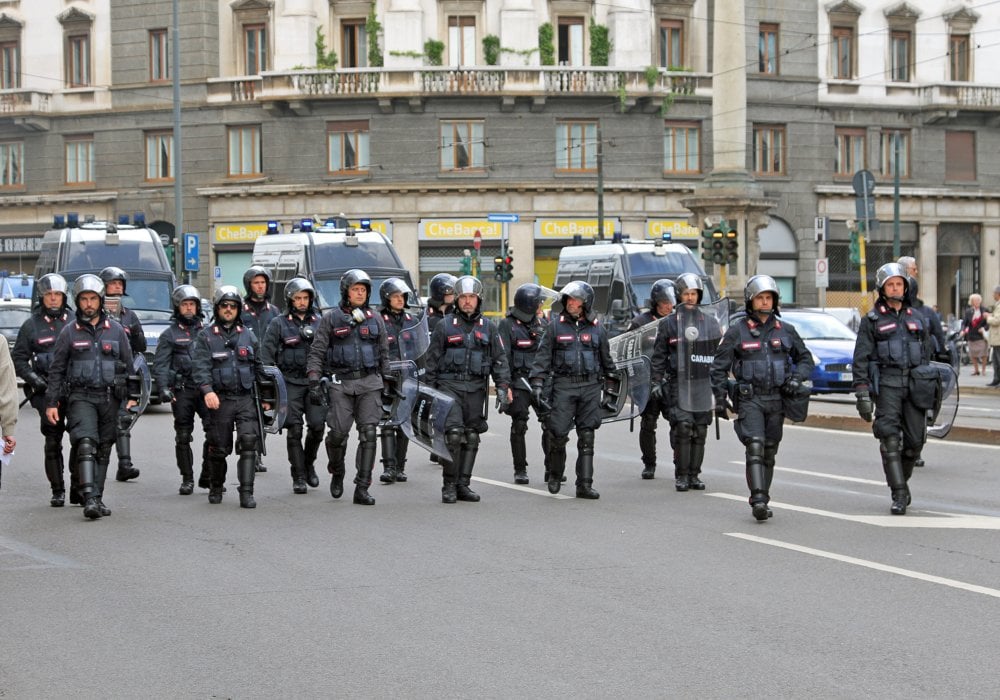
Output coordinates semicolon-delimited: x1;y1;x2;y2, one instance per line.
723;226;738;265
503;250;514;282
493;256;505;281
849;230;861;266
700;226;718;262
459;254;472;275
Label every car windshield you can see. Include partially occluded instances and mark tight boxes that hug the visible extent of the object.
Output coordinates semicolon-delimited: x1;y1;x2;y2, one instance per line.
0;307;31;329
786;312;856;340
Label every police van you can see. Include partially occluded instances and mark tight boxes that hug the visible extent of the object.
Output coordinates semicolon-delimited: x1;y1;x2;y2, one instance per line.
250;217;418;311
34;214;177;393
553;238;716;335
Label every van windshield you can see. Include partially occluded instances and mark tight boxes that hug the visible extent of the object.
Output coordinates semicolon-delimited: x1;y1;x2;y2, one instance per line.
313;274;414;311
65;235;166;271
116;279;174;318
311;241;400;272
626;250;700;277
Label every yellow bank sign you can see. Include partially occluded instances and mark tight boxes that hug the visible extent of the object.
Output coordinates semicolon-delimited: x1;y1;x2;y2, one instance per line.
214;223;268;244
535;219;618;239
646;219;700;240
421;220;502;240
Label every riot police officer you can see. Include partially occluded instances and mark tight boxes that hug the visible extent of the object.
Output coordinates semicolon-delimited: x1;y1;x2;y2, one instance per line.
424;273;457;334
853;263;935;515
12;273;74;506
377;277;418;484
649;273;720;492
153;284;210;496
44;275;137;520
529;281;616;499
711;275;813;521
498;283;551;485
191;286;268;508
261;277;325;494
425;276;512;503
629;279;675;480
99;266;144;483
241;265;280;473
306;269;392;506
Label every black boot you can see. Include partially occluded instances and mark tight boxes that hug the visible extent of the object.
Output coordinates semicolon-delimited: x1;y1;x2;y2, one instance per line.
77;439;101;520
673;422;692;491
44;437;65;507
762;442;778;518
304;428;323;487
441;429;463;503
687;424;707;490
94;443;113;516
207;449;226;504
394;430;409;482
379;425;398;484
511;418;529;484
198;442;211;489
326;433;348;499
881;436;909;515
574;429;600;499
547;435;568;494
456;430;481;502
746;440;769;521
115;425;140;481
639;412;656;479
353;425;377;505
287;427;308;494
176;431;195;496
237;436;257;508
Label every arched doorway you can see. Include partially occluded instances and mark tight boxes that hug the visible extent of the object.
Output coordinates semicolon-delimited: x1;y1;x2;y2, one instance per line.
937;223;980;322
756;216;798;303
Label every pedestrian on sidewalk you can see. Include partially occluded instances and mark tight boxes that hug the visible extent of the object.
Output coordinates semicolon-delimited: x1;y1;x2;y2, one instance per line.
0;338;17;491
961;293;989;377
987;286;1000;387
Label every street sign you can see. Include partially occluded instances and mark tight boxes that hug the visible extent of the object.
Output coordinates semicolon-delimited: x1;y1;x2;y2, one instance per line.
852;170;875;197
473;229;482;251
487;213;519;223
854;197;877;225
814;216;827;243
815;257;829;289
158;233;171;247
214;266;222;280
183;233;199;272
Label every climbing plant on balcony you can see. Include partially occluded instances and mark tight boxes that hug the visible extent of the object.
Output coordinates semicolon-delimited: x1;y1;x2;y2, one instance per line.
367;4;383;67
538;23;555;66
424;39;444;66
483;35;500;66
316;28;338;69
589;21;611;66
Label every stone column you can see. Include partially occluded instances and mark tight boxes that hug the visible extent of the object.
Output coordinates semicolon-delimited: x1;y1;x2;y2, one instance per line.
276;0;317;71
710;0;747;176
607;0;648;67
919;223;938;308
500;0;537;66
384;0;424;68
981;223;1000;301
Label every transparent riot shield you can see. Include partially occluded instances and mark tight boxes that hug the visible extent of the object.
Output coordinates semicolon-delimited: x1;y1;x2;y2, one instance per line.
677;299;728;413
384;315;431;428
394;314;430;371
927;361;959;439
602;319;659;422
536;286;561;319
122;354;152;430
257;365;289;434
398;378;456;461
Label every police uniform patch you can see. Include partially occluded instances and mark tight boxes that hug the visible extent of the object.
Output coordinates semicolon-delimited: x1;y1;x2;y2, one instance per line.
741;341;761;350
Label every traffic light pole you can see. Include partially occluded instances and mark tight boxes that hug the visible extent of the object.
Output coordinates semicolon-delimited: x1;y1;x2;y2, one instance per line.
500;229;508;313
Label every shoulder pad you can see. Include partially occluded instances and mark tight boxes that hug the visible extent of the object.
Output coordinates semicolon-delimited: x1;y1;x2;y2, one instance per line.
867;310;879;321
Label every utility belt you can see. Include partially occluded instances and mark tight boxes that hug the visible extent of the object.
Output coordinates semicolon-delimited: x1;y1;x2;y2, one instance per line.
553;373;599;383
70;387;114;399
437;372;486;382
331;368;377;381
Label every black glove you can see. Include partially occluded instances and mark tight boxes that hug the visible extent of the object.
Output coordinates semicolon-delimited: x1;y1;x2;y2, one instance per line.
782;376;804;398
25;371;47;394
496;386;511;414
113;375;129;401
649;381;663;403
714;395;730;420
855;391;873;422
159;388;175;403
309;380;325;406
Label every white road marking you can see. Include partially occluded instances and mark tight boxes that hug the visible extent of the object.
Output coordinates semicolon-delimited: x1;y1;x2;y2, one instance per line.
709;492;1000;529
472;476;574;499
725;461;884;486
726;532;1000;599
786;423;1000;449
0;535;83;570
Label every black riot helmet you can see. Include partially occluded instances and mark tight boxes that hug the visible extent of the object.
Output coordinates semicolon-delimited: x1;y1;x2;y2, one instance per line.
171;284;202;318
744;275;780;316
379;277;412;309
648;279;677;310
674;273;704;304
512;283;543;323
242;266;272;299
36;273;69;313
212;285;243;319
284;277;317;313
99;266;128;295
875;262;909;303
453;275;484;316
428;273;457;307
559;281;596;321
340;269;372;307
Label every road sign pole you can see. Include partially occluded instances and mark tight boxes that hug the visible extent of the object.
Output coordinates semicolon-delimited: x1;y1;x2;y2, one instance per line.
818;236;827;310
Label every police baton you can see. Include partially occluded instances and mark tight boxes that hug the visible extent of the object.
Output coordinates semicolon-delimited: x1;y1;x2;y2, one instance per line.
715;414;720;441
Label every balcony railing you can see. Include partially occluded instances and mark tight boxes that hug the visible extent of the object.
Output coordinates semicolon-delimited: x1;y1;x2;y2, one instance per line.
920;83;1000;110
0;89;53;114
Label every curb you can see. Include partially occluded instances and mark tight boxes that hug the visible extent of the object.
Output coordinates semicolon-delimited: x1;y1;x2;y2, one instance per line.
802;413;999;442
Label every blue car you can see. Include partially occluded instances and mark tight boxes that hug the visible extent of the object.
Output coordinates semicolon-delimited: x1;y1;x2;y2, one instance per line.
780;309;857;394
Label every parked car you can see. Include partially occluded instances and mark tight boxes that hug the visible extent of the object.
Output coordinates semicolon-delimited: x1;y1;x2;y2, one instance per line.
780;309;857;394
0;298;32;351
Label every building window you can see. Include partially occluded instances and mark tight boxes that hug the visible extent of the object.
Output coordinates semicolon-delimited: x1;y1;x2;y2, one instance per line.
66;33;91;87
227;125;262;177
879;130;910;179
753;124;785;176
341;20;367;68
244;23;267;74
145;131;174;181
835;128;866;176
831;26;854;78
556;120;597;172
448;16;476;66
0;40;20;89
440;120;484;172
759;23;779;74
327;121;370;174
149;29;169;82
65;136;94;185
944;131;975;182
663;121;699;174
890;30;911;82
659;20;683;69
950;34;970;81
557;17;584;66
0;141;23;187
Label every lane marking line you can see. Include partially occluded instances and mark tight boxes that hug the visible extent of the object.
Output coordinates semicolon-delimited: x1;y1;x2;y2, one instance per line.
472;476;575;499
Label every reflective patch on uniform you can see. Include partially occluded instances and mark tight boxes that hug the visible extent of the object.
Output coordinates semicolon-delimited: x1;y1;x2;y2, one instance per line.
283;335;301;346
38;336;55;345
556;334;574;342
72;340;90;350
447;334;463;344
581;333;592;342
212;352;229;359
668;337;678;344
741;341;761;350
906;322;919;331
238;347;249;358
770;339;782;348
334;327;351;337
878;322;897;333
516;339;533;347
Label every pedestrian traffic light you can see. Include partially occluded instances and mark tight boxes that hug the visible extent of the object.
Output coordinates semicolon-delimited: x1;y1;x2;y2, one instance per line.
494;256;505;281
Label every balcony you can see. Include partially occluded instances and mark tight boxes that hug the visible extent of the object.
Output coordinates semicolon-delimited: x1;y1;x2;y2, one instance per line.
207;66;710;113
920;83;1000;123
0;89;52;114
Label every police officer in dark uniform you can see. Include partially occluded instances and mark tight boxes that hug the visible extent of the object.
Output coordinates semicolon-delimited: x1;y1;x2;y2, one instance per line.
261;277;325;494
99;266;144;483
425;276;512;503
424;273;457;334
153;284;210;495
377;277;417;484
629;279;675;480
498;283;551;485
306;269;391;506
241;265;280;473
191;286;268;508
44;274;137;520
529;281;616;500
649;273;718;492
12;273;75;506
711;275;814;521
853;262;935;515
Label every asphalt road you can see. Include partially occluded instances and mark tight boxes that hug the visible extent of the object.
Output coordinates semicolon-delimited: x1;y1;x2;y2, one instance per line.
2;401;1000;698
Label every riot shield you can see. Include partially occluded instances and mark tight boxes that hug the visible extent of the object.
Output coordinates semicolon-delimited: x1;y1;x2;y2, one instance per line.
383;315;431;427
398;378;456;460
394;314;430;371
122;354;152;430
927;361;959;439
257;365;289;434
536;286;561;318
602;319;658;422
676;299;728;413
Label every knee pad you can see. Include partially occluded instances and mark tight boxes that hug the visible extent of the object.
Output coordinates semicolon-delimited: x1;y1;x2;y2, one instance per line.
43;436;63;459
577;428;595;455
746;439;765;460
358;424;377;445
207;444;229;459
445;428;464;452
77;437;97;459
511;418;528;436
675;422;693;441
326;432;349;449
880;434;901;454
238;434;258;454
551;434;570;450
692;424;708;445
175;430;193;446
306;425;324;440
640;413;658;432
463;430;480;449
97;442;114;463
286;424;303;441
